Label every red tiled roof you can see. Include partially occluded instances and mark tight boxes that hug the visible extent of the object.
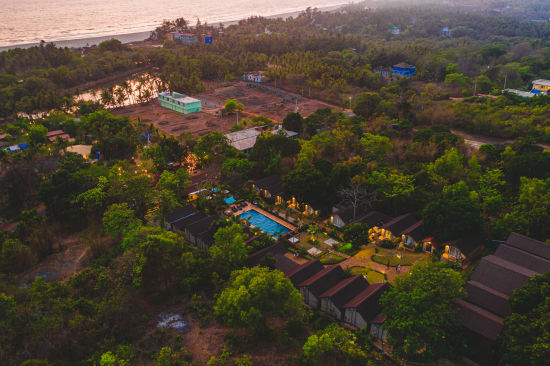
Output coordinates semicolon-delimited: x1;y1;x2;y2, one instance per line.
371;314;386;324
48;134;71;142
455;299;503;341
343;282;387;308
298;265;341;287
46;130;64;137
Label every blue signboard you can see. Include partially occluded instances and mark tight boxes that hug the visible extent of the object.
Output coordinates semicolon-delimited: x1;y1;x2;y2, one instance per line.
205;36;213;44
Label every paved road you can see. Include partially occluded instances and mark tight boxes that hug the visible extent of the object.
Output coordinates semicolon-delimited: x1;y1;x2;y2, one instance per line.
451;129;550;151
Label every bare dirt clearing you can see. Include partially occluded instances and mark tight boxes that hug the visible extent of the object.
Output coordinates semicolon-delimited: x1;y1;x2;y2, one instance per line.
114;81;339;137
18;235;89;285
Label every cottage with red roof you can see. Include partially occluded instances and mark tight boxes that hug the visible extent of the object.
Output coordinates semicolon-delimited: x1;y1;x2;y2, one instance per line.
297;265;344;309
343;282;389;329
320;275;368;321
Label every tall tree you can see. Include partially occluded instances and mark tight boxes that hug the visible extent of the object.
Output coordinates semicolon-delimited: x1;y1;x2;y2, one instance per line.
380;262;467;363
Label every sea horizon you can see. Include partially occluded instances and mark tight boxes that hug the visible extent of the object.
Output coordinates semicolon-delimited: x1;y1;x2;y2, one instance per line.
0;1;349;51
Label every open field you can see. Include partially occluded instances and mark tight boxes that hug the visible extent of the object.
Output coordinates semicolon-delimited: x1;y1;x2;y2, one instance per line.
113;81;340;137
115;103;237;136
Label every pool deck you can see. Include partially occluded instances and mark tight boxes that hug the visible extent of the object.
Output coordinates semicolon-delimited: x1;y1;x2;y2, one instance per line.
233;202;297;232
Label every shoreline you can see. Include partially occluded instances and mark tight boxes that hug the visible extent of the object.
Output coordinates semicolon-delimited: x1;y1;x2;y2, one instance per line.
0;3;348;52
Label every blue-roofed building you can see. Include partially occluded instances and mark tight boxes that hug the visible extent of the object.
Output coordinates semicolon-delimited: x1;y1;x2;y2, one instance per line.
392;63;416;78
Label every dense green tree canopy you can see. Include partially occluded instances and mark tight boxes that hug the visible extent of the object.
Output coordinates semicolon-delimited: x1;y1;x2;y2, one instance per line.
497;271;550;366
381;262;467;363
214;266;303;332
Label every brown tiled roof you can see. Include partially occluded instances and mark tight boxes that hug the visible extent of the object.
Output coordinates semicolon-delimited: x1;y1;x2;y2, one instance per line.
298;265;344;296
172;212;208;231
247;242;286;266
344;282;388;308
46;130;64;137
286;259;324;286
464;281;510;318
470;255;536;296
445;236;485;258
495;244;550;274
187;215;219;237
344;282;389;323
333;206;368;224
359;211;393;227
383;213;418;235
506;232;550;260
456;232;549;341
371;314;386;324
246;242;300;274
320;275;369;309
254;175;283;195
166;205;197;224
400;220;425;240
455;300;503;341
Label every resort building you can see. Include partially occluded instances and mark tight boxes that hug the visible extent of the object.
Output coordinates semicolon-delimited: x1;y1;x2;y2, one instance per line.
243;72;265;83
166;32;198;45
330;206;368;228
246;242;300;275
343;283;389;329
392;63;416;78
369;213;418;243
531;79;550;95
441;236;485;263
298;265;344;310
252;175;284;204
47;129;75;143
390;26;400;35
286;260;325;286
455;232;550;362
320;275;369;321
158;91;202;114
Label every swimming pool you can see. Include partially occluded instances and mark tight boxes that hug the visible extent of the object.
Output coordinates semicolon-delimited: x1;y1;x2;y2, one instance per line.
239;209;291;238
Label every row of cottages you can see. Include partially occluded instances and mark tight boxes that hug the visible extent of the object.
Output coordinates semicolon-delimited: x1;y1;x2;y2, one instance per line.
165;204;219;249
455;232;550;363
331;204;485;264
253;175;321;216
286;260;389;330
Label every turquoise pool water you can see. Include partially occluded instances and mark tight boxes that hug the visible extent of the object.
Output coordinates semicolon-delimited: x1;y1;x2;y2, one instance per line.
239;209;291;237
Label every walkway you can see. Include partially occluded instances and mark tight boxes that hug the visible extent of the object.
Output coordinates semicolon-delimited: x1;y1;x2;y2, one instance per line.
340;248;411;283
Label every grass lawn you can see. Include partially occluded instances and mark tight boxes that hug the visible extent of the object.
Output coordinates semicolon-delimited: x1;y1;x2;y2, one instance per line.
320;253;346;265
371;247;429;267
349;266;386;284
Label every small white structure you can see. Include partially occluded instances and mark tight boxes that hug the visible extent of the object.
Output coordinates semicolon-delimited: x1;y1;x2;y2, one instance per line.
307;247;322;256
289;237;299;244
324;238;339;248
225;126;298;154
244;72;265;83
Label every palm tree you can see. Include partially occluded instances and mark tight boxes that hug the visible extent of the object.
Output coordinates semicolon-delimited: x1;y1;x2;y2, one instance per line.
114;86;126;107
100;87;115;108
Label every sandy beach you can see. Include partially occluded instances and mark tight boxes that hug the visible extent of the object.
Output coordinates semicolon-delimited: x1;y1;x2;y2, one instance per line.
0;3;347;52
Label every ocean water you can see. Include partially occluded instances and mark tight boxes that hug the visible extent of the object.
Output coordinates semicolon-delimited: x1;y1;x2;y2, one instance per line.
0;0;347;48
